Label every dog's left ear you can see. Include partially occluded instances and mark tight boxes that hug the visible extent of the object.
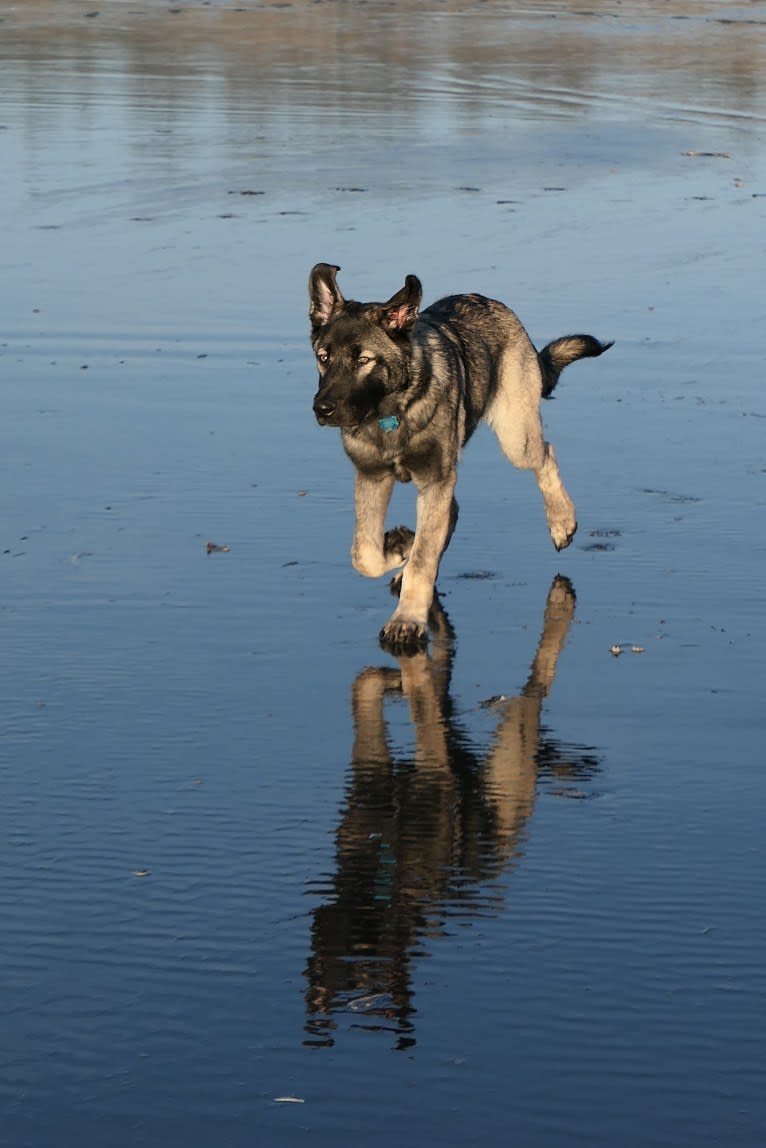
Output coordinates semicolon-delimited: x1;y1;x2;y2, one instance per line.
380;274;422;334
309;263;344;331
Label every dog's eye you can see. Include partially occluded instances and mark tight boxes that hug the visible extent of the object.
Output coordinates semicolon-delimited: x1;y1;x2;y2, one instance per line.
357;355;372;366
317;351;329;365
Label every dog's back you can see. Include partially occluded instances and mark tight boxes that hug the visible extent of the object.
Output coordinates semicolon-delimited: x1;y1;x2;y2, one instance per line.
417;293;537;445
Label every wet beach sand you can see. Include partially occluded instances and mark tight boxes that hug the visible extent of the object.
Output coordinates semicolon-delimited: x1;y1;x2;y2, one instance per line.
1;2;765;1146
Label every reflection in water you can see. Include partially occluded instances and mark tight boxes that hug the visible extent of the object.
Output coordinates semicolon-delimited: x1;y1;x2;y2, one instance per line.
304;577;599;1049
2;0;763;119
2;1;764;189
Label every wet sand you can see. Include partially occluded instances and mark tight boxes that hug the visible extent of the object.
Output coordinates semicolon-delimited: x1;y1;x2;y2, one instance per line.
2;2;765;1146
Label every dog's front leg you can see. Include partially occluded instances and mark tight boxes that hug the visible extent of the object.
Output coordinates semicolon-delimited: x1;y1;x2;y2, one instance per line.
379;473;457;654
351;471;410;578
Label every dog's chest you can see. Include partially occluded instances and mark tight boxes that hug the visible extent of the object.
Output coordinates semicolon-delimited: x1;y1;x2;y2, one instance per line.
392;455;413;483
343;429;431;484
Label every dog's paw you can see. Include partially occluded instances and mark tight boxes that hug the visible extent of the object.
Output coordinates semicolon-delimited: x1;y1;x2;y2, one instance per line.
379;616;427;656
383;525;415;565
551;518;577;551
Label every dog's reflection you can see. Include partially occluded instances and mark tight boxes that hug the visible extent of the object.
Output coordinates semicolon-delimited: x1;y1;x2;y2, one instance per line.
304;576;599;1049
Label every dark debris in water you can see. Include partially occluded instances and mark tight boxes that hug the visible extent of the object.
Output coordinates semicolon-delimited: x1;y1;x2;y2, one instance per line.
585;528;620;551
478;694;508;709
610;644;646;657
454;570;497;581
547;787;593;800
641;487;702;504
714;17;766;26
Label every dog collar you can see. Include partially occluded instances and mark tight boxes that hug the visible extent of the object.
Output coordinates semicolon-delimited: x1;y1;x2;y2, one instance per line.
378;415;400;432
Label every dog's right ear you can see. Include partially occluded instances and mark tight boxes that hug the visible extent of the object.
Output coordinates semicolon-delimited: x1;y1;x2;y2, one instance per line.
309;263;344;332
380;274;422;335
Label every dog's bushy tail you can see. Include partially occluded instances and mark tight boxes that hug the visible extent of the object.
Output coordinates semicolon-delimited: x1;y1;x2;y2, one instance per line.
539;335;613;398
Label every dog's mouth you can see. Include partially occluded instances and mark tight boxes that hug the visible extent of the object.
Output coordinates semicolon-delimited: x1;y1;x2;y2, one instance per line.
313;394;344;427
313;400;377;430
314;378;388;430
314;408;354;429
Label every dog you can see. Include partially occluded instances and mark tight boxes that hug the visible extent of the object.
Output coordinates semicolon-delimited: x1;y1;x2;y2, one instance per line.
309;263;611;653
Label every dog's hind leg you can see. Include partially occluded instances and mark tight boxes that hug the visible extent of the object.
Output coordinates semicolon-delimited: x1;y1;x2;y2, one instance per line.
487;355;577;550
529;438;577;551
496;423;577;550
351;471;413;578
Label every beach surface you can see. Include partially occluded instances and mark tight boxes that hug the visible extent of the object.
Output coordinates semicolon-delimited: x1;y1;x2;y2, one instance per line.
1;3;765;1145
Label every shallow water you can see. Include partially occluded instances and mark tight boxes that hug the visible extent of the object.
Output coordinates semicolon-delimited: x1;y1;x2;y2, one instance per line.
2;2;765;1145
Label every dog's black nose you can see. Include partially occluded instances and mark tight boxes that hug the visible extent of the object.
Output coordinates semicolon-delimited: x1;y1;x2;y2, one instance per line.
313;398;336;420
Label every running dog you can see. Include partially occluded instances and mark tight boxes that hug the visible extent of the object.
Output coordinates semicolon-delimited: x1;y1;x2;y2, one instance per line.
309;263;611;653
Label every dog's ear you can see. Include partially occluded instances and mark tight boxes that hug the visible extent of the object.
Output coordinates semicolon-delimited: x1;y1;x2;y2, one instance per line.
380;274;422;334
309;263;344;331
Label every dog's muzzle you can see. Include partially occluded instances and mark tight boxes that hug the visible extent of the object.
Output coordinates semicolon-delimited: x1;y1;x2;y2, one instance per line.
313;396;339;426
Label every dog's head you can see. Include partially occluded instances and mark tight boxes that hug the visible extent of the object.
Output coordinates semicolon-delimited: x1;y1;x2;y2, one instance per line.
308;263;422;428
